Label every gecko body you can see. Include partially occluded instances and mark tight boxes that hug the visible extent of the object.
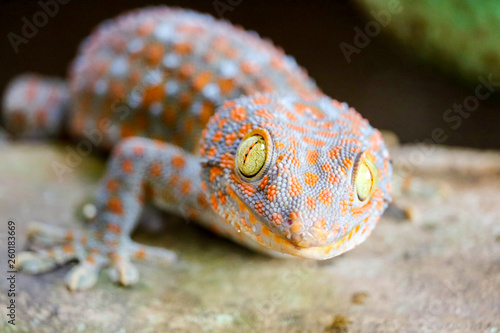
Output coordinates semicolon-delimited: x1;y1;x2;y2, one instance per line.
3;7;392;290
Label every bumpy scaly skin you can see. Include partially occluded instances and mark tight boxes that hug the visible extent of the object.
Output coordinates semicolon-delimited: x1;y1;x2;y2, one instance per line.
6;6;392;290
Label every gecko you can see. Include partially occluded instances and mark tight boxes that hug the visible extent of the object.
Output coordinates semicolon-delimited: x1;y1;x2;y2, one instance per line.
2;6;392;291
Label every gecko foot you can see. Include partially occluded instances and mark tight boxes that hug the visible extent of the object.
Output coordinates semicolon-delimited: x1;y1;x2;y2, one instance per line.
17;221;177;291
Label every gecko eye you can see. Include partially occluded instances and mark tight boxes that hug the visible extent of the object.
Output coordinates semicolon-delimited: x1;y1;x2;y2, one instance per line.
235;129;272;181
354;152;379;202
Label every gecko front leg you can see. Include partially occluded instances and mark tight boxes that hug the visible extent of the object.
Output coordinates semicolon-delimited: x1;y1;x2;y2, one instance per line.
17;137;204;291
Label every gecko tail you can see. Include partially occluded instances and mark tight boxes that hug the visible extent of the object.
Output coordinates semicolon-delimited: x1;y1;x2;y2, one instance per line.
2;74;70;139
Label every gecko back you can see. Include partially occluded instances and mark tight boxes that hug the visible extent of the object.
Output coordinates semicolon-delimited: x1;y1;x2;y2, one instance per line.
2;6;320;152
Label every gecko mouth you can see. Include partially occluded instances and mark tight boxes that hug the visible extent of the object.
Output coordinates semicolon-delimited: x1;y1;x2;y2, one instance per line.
227;186;359;260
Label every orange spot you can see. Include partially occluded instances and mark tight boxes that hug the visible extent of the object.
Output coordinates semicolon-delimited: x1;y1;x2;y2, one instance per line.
340;199;348;216
262;226;271;236
85;255;96;264
174;42;193;55
290;155;301;167
207;146;218;158
351;203;371;218
122;159;133;173
343;223;349;235
289;176;303;197
255;201;265;215
287;123;309;133
193;71;212;90
220;152;235;169
275;141;285;149
318;189;333;206
198;193;209;207
181;180;191;195
230;106;247;122
210;166;223;182
239;123;253;137
108;198;123;215
256;235;263;243
259;175;269;190
179;64;195;79
150;162;163;176
107;179;120;192
137;21;154;36
218;191;227;205
225;132;238;146
306;150;319;165
239;182;255;196
135;248;146;260
147;43;164;66
303;136;326;147
142;85;164;107
332;223;340;235
267;184;278;202
212;131;224;142
254;108;274;120
318;131;337;138
306;196;316;210
281;109;298;121
329;146;342;159
171;156;186;169
294;103;325;119
322;163;333;172
328;174;339;184
252;96;271;104
304;172;319;186
219;78;235;94
272;212;282;225
241;61;259;74
343;158;354;169
210;193;219;210
107;223;122;234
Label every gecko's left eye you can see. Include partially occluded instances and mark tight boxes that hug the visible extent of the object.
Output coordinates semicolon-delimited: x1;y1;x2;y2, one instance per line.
353;152;379;203
236;129;272;181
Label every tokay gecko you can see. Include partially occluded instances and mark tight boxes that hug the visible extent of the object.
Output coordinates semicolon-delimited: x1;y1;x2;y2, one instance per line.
2;7;392;291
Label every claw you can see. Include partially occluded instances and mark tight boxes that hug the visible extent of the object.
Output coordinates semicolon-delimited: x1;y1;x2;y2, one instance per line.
107;259;140;286
65;262;101;291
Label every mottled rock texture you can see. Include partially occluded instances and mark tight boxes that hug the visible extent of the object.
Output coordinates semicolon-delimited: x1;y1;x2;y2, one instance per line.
0;142;499;332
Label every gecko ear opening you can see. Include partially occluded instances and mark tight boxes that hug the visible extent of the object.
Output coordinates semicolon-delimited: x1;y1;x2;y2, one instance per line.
235;128;273;182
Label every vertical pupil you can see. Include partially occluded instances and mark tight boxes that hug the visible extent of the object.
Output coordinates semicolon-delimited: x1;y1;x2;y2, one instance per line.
237;135;267;177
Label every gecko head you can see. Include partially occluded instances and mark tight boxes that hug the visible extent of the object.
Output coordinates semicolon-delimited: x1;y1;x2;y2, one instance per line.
200;94;392;259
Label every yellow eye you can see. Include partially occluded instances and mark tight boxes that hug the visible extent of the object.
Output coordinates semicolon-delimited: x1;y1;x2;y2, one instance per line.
354;153;379;202
236;134;267;178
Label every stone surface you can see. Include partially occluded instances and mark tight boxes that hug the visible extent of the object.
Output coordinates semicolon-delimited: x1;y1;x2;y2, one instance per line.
0;142;499;332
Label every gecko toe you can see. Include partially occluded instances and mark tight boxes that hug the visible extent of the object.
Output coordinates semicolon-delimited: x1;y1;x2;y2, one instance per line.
16;251;58;274
65;261;101;291
107;259;140;287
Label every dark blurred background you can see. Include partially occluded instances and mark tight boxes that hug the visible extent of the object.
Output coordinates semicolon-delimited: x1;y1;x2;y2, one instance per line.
1;0;499;149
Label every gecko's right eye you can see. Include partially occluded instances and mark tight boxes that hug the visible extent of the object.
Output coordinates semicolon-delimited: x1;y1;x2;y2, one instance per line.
235;128;272;181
